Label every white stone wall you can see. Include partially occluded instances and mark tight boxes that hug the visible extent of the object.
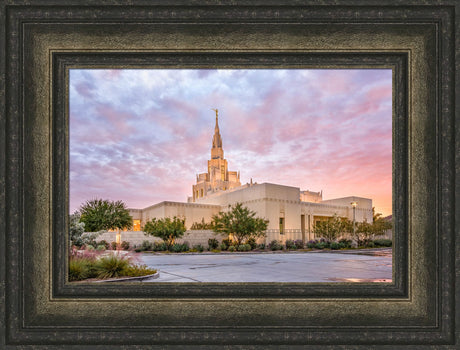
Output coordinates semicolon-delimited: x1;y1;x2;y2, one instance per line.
95;231;161;246
95;230;227;248
176;230;227;247
320;196;373;222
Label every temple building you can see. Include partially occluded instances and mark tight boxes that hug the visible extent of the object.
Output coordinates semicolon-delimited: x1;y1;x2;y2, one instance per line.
99;109;374;246
190;109;241;202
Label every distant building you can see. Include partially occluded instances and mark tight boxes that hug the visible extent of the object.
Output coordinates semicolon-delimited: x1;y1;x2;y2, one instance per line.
122;109;374;245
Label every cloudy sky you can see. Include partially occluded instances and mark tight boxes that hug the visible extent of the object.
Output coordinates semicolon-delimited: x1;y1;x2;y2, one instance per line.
69;69;392;216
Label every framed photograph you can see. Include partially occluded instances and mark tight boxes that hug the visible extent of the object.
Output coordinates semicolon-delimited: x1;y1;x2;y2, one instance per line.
68;67;393;284
2;1;458;348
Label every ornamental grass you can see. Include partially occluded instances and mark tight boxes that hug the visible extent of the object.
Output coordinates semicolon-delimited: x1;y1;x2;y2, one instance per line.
69;252;156;281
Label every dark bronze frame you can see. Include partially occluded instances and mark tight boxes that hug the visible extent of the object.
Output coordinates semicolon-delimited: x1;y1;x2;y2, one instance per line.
1;1;458;348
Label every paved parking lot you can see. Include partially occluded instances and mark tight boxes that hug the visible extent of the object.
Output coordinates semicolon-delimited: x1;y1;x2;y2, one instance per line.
140;249;392;283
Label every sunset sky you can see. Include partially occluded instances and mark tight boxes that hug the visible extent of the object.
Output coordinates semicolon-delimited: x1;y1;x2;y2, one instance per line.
69;69;392;216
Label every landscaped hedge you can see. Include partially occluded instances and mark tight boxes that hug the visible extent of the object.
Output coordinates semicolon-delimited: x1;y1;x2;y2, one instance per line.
373;239;392;247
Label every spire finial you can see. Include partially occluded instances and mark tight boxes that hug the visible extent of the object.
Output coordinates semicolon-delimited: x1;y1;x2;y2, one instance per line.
211;108;218;126
211;108;223;155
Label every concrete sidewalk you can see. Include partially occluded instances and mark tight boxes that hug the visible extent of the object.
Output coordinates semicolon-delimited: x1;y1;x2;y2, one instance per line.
139;249;392;283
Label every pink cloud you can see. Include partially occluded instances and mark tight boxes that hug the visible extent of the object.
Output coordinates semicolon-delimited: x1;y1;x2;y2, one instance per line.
95;104;136;135
366;85;392;101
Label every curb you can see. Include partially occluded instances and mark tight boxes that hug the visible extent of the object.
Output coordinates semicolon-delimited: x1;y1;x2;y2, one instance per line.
139;247;391;256
95;271;160;283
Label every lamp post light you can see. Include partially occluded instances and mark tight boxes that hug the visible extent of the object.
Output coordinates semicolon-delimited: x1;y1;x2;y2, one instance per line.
351;201;357;237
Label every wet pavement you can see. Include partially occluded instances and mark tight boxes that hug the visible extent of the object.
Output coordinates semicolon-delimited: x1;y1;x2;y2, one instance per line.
139;248;392;283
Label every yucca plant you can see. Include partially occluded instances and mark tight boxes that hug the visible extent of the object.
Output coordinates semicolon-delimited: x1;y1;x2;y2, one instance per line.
94;253;130;279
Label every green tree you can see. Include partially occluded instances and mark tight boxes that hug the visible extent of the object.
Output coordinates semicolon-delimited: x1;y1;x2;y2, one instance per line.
369;209;393;237
143;216;186;249
313;214;349;242
79;198;133;232
349;210;392;247
211;203;269;246
354;220;372;246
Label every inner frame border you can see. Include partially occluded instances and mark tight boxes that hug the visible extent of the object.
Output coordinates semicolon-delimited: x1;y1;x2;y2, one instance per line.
53;52;407;299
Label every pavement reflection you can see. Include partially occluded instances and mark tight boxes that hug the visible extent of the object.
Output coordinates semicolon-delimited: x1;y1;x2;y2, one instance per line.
140;248;393;283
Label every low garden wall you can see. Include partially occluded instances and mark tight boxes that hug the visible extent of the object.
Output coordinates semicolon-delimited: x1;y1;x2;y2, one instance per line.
95;230;225;248
93;230;392;249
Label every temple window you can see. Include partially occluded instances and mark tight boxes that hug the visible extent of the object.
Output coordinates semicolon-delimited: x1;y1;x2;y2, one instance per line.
279;218;285;234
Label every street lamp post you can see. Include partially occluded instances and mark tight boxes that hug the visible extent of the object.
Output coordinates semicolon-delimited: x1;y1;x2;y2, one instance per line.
351;201;357;238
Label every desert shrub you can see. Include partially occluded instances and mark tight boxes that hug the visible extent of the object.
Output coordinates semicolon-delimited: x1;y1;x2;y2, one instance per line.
257;243;266;250
190;218;213;230
246;237;257;250
319;238;331;248
237;244;251;252
373;239;392;247
94;254;130;279
294;240;304;249
141;240;152;251
96;240;110;250
338;238;352;248
169;243;181;253
330;242;340;250
69;253;157;281
220;243;227;251
306;240;318;248
96;245;106;251
285;239;297;250
111;241;118;250
121;241;130;250
367;241;375;248
170;242;189;253
86;244;95;251
121;264;157;277
208;238;219;250
359;238;373;248
69;256;96;281
269;240;283;251
228;245;236;252
222;238;232;247
193;244;204;252
314;242;327;249
153;242;167;251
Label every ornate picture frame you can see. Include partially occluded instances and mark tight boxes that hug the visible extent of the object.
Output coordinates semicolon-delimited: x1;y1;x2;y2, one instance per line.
1;1;458;347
